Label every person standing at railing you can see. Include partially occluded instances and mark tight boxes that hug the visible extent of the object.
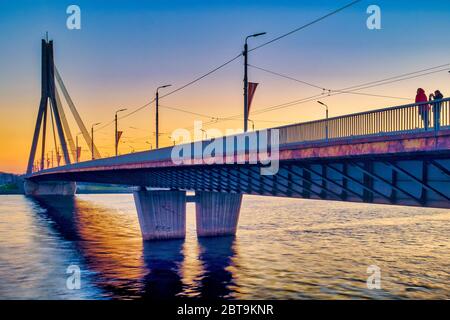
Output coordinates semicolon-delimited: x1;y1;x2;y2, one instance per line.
416;88;429;130
429;90;444;131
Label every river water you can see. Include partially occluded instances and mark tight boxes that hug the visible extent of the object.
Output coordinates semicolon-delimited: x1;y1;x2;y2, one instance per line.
0;194;449;300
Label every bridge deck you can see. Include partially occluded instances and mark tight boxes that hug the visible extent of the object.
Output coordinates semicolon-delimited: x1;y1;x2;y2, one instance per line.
26;99;450;209
28;98;450;177
27;129;450;177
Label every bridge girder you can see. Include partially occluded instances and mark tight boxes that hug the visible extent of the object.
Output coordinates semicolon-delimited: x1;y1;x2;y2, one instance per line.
27;153;450;209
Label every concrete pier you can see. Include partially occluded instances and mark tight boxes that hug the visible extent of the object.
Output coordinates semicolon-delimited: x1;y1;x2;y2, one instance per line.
23;179;76;196
196;192;243;237
133;189;187;240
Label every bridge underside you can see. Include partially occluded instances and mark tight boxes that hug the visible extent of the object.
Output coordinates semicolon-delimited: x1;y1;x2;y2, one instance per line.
28;152;450;209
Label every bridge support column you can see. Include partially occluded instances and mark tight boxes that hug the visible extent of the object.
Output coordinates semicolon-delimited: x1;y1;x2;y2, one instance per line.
196;192;243;237
24;179;76;196
133;189;186;241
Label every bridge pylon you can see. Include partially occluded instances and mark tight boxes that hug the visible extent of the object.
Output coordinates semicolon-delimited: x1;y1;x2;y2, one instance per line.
26;39;100;175
27;39;70;174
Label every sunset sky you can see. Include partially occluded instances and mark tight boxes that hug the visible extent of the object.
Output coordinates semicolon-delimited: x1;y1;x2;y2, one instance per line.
1;0;450;173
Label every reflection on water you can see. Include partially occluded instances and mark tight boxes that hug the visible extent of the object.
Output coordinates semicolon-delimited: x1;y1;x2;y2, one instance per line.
141;240;184;299
198;237;236;299
0;194;449;299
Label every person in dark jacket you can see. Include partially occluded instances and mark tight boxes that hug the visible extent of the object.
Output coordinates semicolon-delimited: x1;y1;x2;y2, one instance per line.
416;88;429;130
429;90;444;130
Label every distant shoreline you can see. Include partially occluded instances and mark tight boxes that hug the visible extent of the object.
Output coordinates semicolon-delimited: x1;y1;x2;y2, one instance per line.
0;191;23;195
0;175;133;195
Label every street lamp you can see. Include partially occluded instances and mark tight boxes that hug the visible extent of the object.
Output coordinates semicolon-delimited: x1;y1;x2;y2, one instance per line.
244;32;266;132
248;119;255;131
155;84;172;149
200;128;208;140
115;108;127;156
145;141;153;150
317;101;329;141
91;122;101;160
75;132;82;162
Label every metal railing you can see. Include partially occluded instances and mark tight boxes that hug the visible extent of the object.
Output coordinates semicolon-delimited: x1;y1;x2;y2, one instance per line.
31;99;450;173
277;98;450;145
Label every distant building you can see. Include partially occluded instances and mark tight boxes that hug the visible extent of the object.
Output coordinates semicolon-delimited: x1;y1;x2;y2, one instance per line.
0;172;19;185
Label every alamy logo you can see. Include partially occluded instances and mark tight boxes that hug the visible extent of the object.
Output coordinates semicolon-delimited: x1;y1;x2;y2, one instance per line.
66;5;81;30
170;121;280;176
366;265;381;290
366;5;381;30
66;264;81;290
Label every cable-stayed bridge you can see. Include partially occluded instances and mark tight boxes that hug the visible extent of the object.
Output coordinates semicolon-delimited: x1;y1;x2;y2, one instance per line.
24;39;450;240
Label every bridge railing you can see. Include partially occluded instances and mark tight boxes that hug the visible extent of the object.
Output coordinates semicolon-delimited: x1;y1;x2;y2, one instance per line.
31;98;450;173
277;98;450;145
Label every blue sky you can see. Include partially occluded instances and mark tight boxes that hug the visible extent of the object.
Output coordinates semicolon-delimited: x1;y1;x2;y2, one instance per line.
1;0;449;99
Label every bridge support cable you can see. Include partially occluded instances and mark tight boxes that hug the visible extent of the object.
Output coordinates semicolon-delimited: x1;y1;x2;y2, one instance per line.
54;67;101;159
49;106;60;164
46;41;70;165
48;85;70;166
27;97;47;173
54;88;76;161
40;99;48;171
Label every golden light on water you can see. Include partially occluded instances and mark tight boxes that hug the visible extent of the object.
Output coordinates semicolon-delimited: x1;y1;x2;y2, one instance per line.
0;194;449;299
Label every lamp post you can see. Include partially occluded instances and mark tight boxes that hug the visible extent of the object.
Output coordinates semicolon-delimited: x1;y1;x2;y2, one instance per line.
200;129;208;140
155;84;172;149
317;101;329;141
168;136;176;146
75;132;82;163
248;119;255;131
145;141;153;150
91;122;101;160
244;32;266;132
115;108;127;156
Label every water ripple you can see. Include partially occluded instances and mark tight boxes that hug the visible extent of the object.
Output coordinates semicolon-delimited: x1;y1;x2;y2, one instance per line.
0;194;449;299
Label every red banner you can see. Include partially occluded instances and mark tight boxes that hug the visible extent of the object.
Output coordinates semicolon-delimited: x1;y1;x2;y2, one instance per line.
117;131;123;145
247;82;259;114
